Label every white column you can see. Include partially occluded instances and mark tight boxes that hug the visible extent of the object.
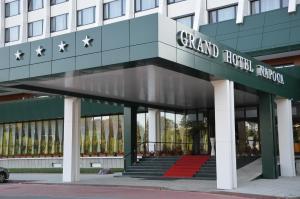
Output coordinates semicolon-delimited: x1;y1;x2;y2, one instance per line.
193;0;207;29
126;0;135;19
0;1;5;47
236;0;249;24
289;0;297;13
96;0;104;26
44;0;51;38
275;98;296;177
148;109;160;152
69;0;77;32
212;80;237;190
20;0;28;43
63;97;81;183
158;0;167;17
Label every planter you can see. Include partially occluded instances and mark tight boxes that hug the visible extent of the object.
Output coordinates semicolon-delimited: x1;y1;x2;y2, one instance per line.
294;143;300;153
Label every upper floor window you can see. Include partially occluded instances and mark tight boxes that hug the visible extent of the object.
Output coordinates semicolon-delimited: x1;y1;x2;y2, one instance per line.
5;0;20;17
167;0;185;4
50;14;68;33
5;26;20;43
135;0;159;12
103;0;126;20
209;5;237;24
28;20;43;38
77;7;96;26
251;0;288;15
175;15;194;28
28;0;43;11
51;0;68;6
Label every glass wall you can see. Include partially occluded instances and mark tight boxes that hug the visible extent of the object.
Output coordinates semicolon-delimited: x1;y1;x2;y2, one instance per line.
0;114;124;158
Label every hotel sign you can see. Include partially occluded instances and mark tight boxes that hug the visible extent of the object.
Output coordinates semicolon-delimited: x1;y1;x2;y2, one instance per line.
177;30;284;85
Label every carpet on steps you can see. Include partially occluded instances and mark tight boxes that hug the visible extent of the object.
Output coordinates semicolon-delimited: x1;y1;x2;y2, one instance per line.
163;155;210;178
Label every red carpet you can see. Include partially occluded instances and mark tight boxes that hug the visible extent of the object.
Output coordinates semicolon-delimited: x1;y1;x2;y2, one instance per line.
163;155;210;178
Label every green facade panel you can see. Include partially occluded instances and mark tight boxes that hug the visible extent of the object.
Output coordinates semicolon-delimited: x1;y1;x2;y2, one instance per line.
10;43;31;68
75;53;101;70
199;5;300;56
75;27;102;56
102;47;129;66
52;32;76;60
30;62;52;78
9;66;30;80
102;20;130;51
0;97;123;124
0;47;10;70
30;38;53;64
52;57;76;74
130;42;158;61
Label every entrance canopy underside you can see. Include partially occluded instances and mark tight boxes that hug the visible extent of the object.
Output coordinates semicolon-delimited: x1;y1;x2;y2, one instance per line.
7;64;258;110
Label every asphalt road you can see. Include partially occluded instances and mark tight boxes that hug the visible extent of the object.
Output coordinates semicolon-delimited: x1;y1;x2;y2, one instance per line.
0;182;283;199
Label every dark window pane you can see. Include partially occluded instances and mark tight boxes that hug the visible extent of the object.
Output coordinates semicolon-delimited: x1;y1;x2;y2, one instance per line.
251;0;260;14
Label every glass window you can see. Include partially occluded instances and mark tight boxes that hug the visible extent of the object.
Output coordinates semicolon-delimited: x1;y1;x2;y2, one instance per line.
5;26;19;43
0;125;3;156
103;0;126;20
29;122;36;155
28;0;43;11
102;116;110;154
21;122;29;155
118;115;124;154
175;15;194;28
80;118;85;154
50;14;68;32
77;7;95;26
250;0;260;14
209;5;236;24
28;20;43;38
93;117;102;154
57;120;63;155
5;0;20;17
137;113;146;154
14;123;21;156
261;0;280;12
85;117;93;155
168;0;185;4
251;0;288;15
51;0;68;5
135;0;159;12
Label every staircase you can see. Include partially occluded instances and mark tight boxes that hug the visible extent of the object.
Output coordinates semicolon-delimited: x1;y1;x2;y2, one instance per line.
123;156;180;177
164;155;210;178
194;156;216;180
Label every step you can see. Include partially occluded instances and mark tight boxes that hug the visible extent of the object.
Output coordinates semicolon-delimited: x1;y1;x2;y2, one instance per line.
123;172;164;176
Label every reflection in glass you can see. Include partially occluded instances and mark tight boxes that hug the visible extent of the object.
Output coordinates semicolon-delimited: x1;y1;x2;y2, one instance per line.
21;122;29;155
14;123;21;156
137;113;146;154
165;112;175;152
118;115;124;154
85;117;93;155
36;121;42;154
57;120;63;154
175;113;185;154
3;124;9;156
29;122;36;155
80;118;85;154
102;116;110;154
111;115;119;154
93;117;102;154
0;125;3;156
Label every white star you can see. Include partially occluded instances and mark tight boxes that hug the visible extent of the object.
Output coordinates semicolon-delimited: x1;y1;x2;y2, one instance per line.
58;41;67;52
35;46;45;57
82;35;92;48
15;50;24;60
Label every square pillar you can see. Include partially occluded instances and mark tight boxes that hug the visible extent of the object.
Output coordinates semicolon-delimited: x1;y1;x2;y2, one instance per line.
259;93;279;179
63;97;81;183
212;80;237;190
148;109;160;152
124;106;137;171
275;98;296;177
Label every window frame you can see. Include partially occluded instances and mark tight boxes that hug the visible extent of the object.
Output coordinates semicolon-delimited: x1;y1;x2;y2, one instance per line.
5;25;20;43
28;0;44;12
28;20;44;38
135;0;159;12
167;0;185;5
103;0;126;20
174;14;195;28
250;0;289;15
208;4;237;24
50;0;69;6
5;0;20;18
50;13;69;33
77;6;96;27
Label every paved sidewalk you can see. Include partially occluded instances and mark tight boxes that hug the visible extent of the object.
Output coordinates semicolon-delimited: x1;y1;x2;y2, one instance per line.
8;159;300;198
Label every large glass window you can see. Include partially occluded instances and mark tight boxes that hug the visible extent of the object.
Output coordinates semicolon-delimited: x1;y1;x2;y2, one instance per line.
5;0;20;17
209;5;237;24
175;15;194;28
5;26;20;43
137;113;147;154
51;0;68;5
28;0;43;11
50;14;68;33
77;7;95;27
135;0;159;12
103;0;126;20
28;20;43;38
251;0;289;15
0;125;3;156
